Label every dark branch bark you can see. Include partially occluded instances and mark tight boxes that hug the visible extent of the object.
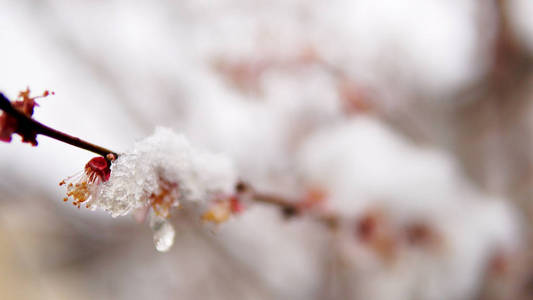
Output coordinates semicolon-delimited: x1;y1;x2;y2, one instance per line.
0;93;118;158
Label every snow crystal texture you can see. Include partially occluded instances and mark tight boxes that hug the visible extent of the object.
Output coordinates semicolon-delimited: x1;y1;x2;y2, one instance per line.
95;127;237;217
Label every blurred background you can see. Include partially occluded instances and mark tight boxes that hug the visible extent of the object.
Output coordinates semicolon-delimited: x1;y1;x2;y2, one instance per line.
1;0;533;299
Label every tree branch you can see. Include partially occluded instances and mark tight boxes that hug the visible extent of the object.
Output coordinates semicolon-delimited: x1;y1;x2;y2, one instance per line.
0;92;339;228
0;92;118;158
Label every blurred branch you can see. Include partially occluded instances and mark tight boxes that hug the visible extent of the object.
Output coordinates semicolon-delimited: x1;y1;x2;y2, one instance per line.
462;0;532;101
240;182;339;229
486;0;532;92
453;0;533;193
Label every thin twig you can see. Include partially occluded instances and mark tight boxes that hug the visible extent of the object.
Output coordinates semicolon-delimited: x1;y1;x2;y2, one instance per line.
239;182;339;229
0;93;118;158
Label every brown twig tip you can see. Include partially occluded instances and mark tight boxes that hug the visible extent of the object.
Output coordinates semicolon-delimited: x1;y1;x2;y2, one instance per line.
235;181;247;193
0;91;118;158
106;153;117;161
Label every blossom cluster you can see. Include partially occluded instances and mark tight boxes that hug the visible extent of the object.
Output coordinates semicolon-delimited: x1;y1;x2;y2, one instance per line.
61;127;241;251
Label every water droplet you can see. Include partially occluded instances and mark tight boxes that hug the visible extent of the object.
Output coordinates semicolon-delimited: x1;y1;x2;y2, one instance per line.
149;213;175;252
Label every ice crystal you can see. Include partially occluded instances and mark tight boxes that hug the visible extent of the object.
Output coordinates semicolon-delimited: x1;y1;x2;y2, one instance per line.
149;212;175;253
94;127;238;217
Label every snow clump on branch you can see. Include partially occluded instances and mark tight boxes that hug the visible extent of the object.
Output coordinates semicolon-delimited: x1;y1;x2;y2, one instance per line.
61;127;240;251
